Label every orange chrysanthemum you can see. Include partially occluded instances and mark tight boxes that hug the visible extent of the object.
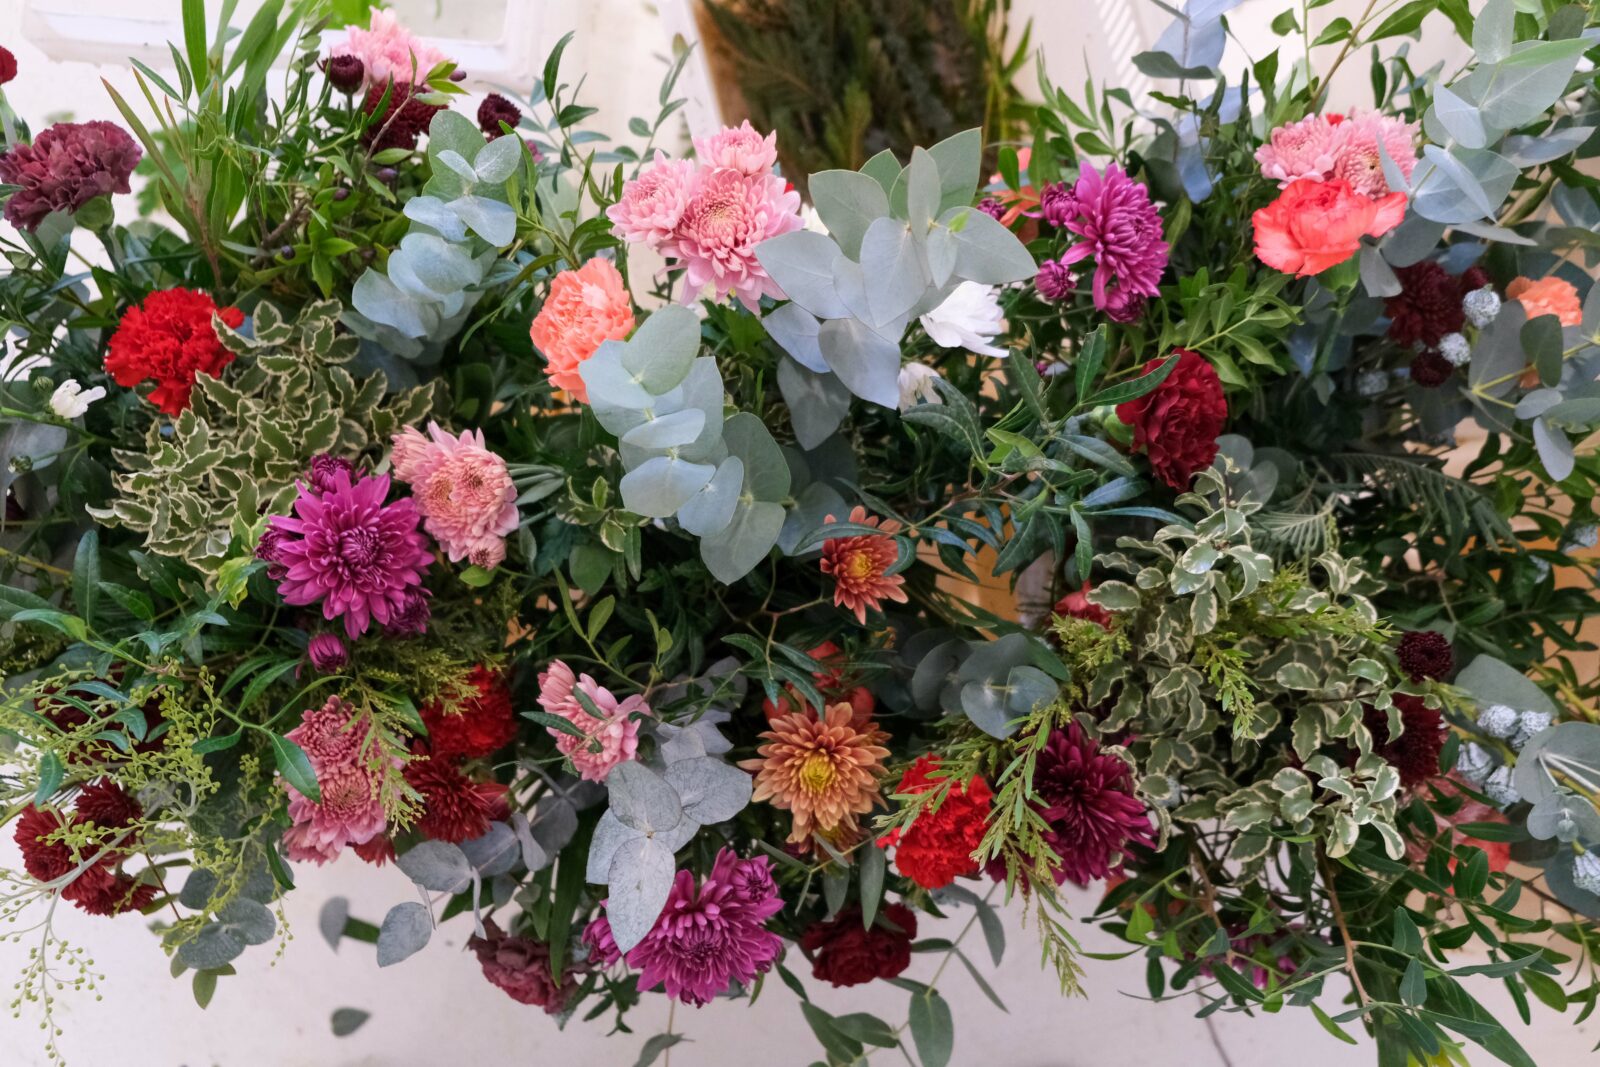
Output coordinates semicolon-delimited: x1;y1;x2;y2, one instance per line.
740;702;891;845
820;506;908;624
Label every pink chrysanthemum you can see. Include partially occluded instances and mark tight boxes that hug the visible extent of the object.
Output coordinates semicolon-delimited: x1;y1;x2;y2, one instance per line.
1256;112;1417;198
666;167;802;309
590;849;783;1005
820;506;909;625
606;151;696;246
282;763;388;864
1030;725;1156;886
268;470;434;639
1054;163;1168;317
389;422;517;568
329;8;448;87
536;660;649;782
692;120;779;176
286;695;370;767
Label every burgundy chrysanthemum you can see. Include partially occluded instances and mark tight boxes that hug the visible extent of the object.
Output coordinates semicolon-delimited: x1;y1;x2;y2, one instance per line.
323;54;365;93
405;758;506;843
13;798;153;917
14;806;74;882
1054;163;1168;316
361;80;444;152
477;93;522;138
267;470;434;639
1409;349;1453;388
799;903;917;987
306;632;348;673
1035;258;1077;302
468;920;579;1012
0;46;17;85
419;666;517;760
385;586;432;636
0;120;141;231
103;287;244;416
1385;262;1488;349
1397;630;1453;682
1364;694;1446;790
1029;724;1156;886
74;780;142;830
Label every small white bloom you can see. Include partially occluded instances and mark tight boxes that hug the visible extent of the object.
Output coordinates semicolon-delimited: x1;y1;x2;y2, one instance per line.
1355;369;1389;397
1574;852;1600;896
1438;332;1471;367
49;379;106;419
919;281;1007;357
1476;703;1520;738
897;363;943;411
1483;765;1520;808
1462;286;1500;328
1530;556;1551;581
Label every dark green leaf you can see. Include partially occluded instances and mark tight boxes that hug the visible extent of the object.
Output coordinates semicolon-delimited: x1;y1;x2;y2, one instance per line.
269;733;321;804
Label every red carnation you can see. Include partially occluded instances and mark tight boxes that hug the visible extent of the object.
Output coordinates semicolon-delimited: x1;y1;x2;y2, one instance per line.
362;80;444;152
420;666;518;760
468;920;579;1012
0;46;16;85
104;288;244;415
879;756;992;890
1116;349;1226;490
1363;694;1446;790
800;903;917;987
405;758;508;843
1052;585;1111;630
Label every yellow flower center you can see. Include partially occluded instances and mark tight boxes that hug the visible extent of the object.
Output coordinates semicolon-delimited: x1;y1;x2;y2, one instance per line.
844;550;875;581
798;751;837;794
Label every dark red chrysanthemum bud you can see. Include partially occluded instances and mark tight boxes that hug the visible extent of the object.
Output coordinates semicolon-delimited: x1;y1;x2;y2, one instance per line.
324;54;365;94
1398;630;1453;682
477;93;522;138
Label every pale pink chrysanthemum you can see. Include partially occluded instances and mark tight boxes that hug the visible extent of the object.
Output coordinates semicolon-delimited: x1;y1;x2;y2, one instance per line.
1332;111;1419;198
389;422;518;567
536;659;649;782
606;151;697;247
329;8;449;88
282;762;389;864
1255;114;1346;186
692;120;779;176
666;168;802;310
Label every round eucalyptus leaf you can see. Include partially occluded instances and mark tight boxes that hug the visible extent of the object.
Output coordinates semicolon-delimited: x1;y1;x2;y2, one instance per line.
605;835;678;955
700;499;785;584
620;455;715;518
622;305;702;392
621;408;706;451
664;755;753;826
677;456;743;537
607;760;684;835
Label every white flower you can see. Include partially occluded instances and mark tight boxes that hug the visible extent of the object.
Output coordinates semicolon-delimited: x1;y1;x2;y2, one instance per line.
897;363;943;411
49;379;106;419
1462;286;1500;328
919;282;1007;357
799;204;829;236
1438;332;1471;367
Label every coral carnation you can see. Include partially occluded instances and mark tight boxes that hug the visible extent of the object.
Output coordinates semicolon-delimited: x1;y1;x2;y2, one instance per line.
1507;276;1582;326
741;702;891;845
820;506;909;624
389;422;517;566
1252;178;1406;277
1053;163;1168;316
880;756;992;890
268;470;434;639
1116;349;1227;490
0;120;141;231
528;257;635;403
104;288;245;416
800;904;917;987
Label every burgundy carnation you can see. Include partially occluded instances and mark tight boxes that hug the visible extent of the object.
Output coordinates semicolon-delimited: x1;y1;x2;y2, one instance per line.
799;904;917;987
468;920;579;1012
477;93;522;138
0;46;16;85
0;120;142;232
1364;694;1446;790
1397;630;1453;682
1115;349;1226;490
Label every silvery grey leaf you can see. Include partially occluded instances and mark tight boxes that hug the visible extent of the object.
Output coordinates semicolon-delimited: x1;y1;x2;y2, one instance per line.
319;896;349;952
700;499;786;583
607;760;684;834
1359;244;1402;297
177;923;244;971
398;232;482;293
472;133;524;184
763;302;829;373
830;250;876;323
926;128;982;215
403;195;469;241
1504;127;1597;167
449;195;517;246
663;755;753;825
776;356;852;450
860;216;929;326
1533;417;1575;481
778;480;848;555
511;808;553;870
622;305;701;392
1427;86;1487;150
1473;0;1513;64
1474;38;1590;131
721;413;790;500
620;455;716;518
621;409;706;451
460;822;521;878
376;901;432;967
217;898;276;947
818;317;901;409
754;231;850;318
677;456;743;537
904;147;940;233
396;839;474;893
435;149;480;186
330;1008;370;1037
605;836;678;955
941;206;1038;283
808;169;889;259
586;810;643;883
352;269;433;338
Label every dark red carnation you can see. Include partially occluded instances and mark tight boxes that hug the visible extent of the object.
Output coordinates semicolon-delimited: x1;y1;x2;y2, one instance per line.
1385;261;1480;349
362;80;444;152
1053;585;1111;630
468;920;579;1012
0;46;16;85
1397;630;1453;682
1116;349;1226;490
420;666;518;760
405;758;507;843
0;120;141;231
1364;694;1446;790
104;288;244;415
1409;349;1453;388
800;903;917;987
879;756;992;890
477;93;522;138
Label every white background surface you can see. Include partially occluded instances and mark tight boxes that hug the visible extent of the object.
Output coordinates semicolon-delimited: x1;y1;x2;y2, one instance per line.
0;1;1581;1064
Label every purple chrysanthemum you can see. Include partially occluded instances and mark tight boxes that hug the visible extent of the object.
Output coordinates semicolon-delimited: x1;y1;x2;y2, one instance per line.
1035;258;1077;302
1038;181;1075;227
384;586;432;636
589;849;783;1006
267;470;434;639
1054;163;1168;318
0;121;142;232
307;454;356;496
976;197;1007;222
1033;724;1156;886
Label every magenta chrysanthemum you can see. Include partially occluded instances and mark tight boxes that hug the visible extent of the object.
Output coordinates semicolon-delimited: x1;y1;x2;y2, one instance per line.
267;470;434;639
390;422;518;568
590;849;783;1006
1054;163;1168;317
0;120;142;232
1031;724;1156;886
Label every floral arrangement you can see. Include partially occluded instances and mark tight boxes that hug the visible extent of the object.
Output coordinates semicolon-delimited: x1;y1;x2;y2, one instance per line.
1;3;1599;1066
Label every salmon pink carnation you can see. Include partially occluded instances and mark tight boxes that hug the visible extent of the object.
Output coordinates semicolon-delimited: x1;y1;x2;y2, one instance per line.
537;660;648;782
389;422;517;567
528;257;635;403
1252;178;1406;277
1507;276;1582;326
